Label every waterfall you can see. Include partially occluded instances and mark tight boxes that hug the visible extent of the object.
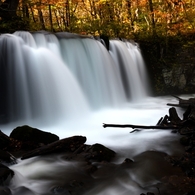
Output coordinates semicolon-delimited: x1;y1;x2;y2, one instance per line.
1;31;186;195
0;31;150;124
109;40;150;100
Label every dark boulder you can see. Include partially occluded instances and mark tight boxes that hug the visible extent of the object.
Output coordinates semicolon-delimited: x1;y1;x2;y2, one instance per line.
71;143;116;162
84;143;116;162
0;131;10;150
0;150;17;165
21;135;87;160
0;163;14;185
0;187;11;195
10;125;59;145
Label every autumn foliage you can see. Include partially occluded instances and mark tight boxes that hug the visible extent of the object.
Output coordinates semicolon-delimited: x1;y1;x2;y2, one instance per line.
1;0;195;38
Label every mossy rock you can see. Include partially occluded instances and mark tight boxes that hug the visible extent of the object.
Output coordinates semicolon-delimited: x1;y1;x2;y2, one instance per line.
10;125;59;145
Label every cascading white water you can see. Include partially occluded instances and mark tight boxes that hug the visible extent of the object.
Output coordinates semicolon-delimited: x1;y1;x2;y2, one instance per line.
59;37;127;108
109;40;150;101
0;31;150;125
0;33;89;125
0;31;186;195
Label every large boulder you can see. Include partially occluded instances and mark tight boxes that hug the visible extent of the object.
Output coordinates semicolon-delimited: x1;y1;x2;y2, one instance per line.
10;125;59;145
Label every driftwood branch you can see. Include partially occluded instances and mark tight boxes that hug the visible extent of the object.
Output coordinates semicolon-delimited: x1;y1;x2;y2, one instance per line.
103;123;178;129
103;96;195;136
167;95;195;107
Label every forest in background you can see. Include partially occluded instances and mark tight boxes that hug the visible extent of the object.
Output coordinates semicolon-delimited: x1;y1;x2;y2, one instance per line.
0;0;195;39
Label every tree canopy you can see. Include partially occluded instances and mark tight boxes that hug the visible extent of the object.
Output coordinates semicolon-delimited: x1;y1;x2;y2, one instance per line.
0;0;195;38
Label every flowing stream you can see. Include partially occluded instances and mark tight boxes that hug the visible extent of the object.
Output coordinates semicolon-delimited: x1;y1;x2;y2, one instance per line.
0;31;189;195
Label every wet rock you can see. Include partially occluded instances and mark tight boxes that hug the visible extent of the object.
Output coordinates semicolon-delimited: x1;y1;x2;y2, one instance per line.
0;131;10;150
21;136;87;160
65;143;116;163
122;158;134;164
0;163;14;185
162;67;187;90
51;186;71;194
0;187;11;195
160;175;195;195
50;176;93;195
84;143;116;162
10;125;59;145
82;163;97;174
0;150;17;165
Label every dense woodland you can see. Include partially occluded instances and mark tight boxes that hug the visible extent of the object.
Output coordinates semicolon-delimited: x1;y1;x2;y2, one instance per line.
1;0;195;96
0;0;195;38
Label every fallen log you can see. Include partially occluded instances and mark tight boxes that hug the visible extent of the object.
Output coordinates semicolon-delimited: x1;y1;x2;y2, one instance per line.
103;107;184;133
103;123;178;129
21;135;87;160
167;103;182;107
167;95;195;108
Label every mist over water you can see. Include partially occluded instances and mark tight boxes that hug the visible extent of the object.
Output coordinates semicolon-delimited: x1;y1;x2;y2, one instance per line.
0;31;187;195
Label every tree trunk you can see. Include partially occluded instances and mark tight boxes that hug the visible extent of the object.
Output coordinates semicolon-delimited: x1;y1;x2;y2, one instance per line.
54;9;63;31
126;0;134;31
29;4;36;23
148;0;156;36
38;8;46;30
65;0;70;30
0;0;19;20
49;4;54;32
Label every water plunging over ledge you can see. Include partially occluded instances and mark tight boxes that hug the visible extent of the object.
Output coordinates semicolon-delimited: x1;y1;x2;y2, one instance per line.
0;31;150;125
0;31;186;195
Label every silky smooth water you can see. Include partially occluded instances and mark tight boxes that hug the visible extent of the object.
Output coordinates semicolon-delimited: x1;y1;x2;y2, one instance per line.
6;96;186;195
0;31;188;195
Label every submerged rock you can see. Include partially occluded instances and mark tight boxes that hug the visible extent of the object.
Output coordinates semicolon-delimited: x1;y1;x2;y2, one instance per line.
140;193;155;195
51;186;71;195
0;187;11;195
14;186;36;195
